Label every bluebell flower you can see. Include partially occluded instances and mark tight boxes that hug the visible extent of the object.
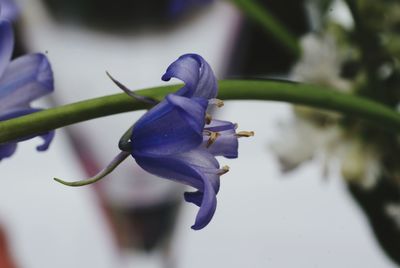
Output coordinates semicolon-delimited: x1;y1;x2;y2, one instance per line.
55;54;252;230
130;54;253;230
0;0;19;21
0;19;54;160
169;0;214;17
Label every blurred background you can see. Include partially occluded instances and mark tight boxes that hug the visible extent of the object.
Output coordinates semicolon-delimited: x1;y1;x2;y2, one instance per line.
0;0;398;267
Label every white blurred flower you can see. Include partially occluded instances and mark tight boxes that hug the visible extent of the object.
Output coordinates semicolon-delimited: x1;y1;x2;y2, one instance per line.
271;117;338;172
291;33;351;91
272;32;384;188
340;140;382;189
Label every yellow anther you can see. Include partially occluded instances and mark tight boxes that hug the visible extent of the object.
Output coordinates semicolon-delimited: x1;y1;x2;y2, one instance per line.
218;165;230;175
214;99;224;108
206;131;220;148
205;113;212;124
236;131;255;137
209;98;224;108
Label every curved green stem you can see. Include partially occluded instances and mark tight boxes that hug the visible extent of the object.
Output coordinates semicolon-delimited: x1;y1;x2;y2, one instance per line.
229;0;301;57
0;80;399;144
54;151;130;186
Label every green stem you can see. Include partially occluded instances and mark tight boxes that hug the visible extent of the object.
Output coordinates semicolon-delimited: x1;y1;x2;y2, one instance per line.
54;151;130;186
0;80;399;144
229;0;301;57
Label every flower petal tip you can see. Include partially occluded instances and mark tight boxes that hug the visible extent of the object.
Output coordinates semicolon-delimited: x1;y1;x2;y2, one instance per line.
162;53;217;99
36;131;55;152
36;53;54;92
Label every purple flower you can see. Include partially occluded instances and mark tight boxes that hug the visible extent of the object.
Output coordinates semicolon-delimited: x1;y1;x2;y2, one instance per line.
0;0;19;21
0;19;54;160
130;54;252;230
169;0;214;17
54;54;252;230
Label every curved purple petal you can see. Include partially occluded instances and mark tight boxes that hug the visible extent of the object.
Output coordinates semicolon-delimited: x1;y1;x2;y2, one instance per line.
175;148;220;192
134;152;203;190
0;53;53;112
36;130;55;151
133;148;219;229
166;94;208;133
131;94;207;155
134;148;220;190
0;107;54;155
205;135;238;159
0;142;16;160
204;119;238;158
205;119;236;132
190;176;216;230
0;129;53;159
0;19;13;78
184;191;203;207
162;54;217;99
0;0;19;21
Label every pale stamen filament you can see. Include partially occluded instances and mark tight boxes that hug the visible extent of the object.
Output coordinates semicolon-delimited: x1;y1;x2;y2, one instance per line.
203;129;212;136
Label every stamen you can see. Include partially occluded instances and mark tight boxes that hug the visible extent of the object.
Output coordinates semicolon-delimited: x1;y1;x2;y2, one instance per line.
54;151;130;187
205;113;212;124
218;165;230;175
236;131;255;138
209;98;224;108
106;71;159;105
206;131;220;148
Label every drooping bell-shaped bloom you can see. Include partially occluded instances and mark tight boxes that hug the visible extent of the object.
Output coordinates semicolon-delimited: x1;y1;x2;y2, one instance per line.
0;0;19;21
130;54;252;230
54;54;252;229
0;19;54;160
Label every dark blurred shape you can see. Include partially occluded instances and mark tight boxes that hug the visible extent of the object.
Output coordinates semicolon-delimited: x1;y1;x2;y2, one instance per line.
169;0;213;17
110;201;181;252
227;0;308;77
42;0;169;29
348;177;400;266
41;0;212;31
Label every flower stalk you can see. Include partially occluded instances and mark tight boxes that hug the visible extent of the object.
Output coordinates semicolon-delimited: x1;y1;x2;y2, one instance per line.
0;79;399;144
54;151;130;187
